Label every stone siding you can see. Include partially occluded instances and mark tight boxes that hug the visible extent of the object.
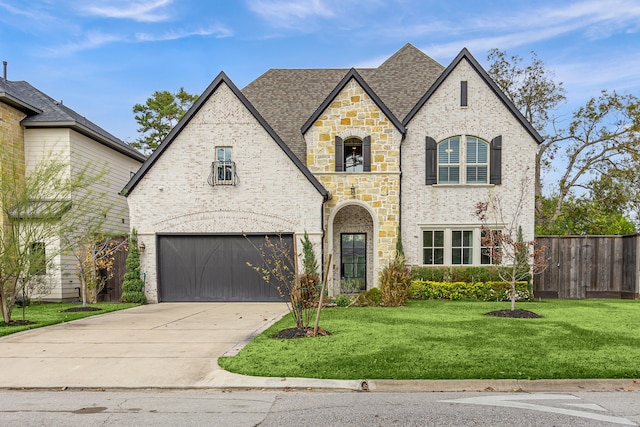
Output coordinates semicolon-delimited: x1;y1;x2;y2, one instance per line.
304;80;403;291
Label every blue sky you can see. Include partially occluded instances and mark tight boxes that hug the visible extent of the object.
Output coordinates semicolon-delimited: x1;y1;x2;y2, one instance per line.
1;0;639;145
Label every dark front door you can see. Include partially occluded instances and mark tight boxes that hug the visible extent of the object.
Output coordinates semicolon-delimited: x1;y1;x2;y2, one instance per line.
340;233;366;293
157;234;292;302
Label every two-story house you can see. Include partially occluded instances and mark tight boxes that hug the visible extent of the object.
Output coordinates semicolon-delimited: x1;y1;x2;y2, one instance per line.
124;44;541;303
1;71;145;301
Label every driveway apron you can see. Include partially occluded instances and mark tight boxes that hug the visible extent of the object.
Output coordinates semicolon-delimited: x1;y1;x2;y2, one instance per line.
0;303;288;388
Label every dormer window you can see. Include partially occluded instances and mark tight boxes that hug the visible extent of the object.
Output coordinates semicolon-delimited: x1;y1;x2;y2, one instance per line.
344;138;363;172
335;136;371;172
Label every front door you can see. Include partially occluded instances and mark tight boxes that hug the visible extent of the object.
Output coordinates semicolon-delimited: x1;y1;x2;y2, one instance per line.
340;233;366;293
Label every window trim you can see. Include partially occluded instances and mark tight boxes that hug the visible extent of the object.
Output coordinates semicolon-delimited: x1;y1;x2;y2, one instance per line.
465;136;489;185
420;226;503;266
426;135;500;186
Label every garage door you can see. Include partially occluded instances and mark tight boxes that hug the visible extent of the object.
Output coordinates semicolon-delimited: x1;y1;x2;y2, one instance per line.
157;234;293;302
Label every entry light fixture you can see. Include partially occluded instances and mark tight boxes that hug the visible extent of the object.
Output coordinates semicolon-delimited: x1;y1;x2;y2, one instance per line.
350;185;356;198
139;242;146;252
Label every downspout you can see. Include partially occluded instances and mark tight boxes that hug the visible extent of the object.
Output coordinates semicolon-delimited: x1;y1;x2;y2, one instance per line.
398;130;406;253
321;191;331;287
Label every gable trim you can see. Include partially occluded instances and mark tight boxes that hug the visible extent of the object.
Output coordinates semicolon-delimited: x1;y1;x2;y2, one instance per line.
301;68;405;135
123;71;329;199
402;48;543;144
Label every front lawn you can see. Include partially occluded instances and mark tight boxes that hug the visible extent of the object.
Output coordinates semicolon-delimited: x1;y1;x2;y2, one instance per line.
218;299;640;380
1;302;140;337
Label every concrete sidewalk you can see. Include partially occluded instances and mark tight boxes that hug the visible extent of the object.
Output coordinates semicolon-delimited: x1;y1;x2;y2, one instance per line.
0;303;637;392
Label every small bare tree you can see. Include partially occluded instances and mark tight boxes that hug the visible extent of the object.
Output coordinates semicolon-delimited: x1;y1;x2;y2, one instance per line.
475;174;548;312
73;235;127;307
247;233;322;333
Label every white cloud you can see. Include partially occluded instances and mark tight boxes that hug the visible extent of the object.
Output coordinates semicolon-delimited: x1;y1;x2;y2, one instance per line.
80;0;173;23
42;31;126;57
136;24;234;42
246;0;339;30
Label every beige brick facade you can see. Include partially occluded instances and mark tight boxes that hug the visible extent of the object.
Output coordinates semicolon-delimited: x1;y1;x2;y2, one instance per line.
128;81;325;302
401;58;537;267
126;47;539;301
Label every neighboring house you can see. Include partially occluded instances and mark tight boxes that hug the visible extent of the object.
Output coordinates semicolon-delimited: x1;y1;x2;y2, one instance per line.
0;71;145;301
124;44;542;303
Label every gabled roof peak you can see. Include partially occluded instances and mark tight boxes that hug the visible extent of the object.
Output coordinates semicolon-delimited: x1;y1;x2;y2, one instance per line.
402;47;543;143
301;67;405;135
124;71;328;198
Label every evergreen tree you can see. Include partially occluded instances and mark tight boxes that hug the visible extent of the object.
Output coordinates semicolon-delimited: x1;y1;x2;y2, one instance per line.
121;228;146;304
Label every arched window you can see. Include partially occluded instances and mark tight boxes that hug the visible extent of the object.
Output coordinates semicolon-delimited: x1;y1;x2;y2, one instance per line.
427;135;497;185
335;136;371;172
344;137;363;172
466;137;489;184
437;137;460;184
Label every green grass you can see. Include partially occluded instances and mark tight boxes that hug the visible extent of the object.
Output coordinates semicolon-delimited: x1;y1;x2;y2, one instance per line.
0;302;140;337
218;299;640;380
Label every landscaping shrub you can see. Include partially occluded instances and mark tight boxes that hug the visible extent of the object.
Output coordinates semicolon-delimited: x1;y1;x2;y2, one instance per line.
355;287;382;306
409;280;533;302
411;266;531;284
121;229;147;304
380;257;411;307
333;294;352;307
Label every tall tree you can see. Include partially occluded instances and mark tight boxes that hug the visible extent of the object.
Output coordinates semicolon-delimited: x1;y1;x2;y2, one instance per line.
131;87;198;155
487;50;640;231
0;154;105;323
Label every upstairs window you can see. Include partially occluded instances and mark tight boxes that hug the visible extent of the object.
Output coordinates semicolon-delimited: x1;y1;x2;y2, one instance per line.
438;137;460;184
344;138;363;172
335;136;371;172
426;135;499;185
208;147;237;186
466;137;488;184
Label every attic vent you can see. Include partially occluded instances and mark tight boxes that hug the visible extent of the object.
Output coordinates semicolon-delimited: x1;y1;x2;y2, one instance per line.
208;161;239;186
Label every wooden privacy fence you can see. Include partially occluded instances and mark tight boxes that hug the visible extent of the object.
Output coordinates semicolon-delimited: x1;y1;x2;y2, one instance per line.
534;235;639;299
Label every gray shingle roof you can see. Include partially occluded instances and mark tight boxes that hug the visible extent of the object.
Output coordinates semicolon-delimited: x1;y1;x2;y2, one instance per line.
242;43;444;163
0;78;145;162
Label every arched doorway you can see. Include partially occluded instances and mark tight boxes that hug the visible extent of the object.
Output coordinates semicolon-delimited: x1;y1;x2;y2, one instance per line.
329;203;375;295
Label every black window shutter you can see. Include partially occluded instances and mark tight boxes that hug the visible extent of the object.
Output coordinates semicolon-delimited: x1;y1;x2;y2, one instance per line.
363;136;371;172
490;135;502;185
335;136;344;172
425;136;437;185
461;81;468;106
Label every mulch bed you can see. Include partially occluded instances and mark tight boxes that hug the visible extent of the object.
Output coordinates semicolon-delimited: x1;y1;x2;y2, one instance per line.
273;327;331;339
485;309;542;318
60;307;103;313
7;320;36;326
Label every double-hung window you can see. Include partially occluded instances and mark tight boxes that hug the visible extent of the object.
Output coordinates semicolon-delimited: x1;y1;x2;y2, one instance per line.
438;137;460;184
466;137;488;184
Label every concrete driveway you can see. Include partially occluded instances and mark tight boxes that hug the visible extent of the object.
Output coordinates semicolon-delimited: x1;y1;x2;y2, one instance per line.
0;303;290;389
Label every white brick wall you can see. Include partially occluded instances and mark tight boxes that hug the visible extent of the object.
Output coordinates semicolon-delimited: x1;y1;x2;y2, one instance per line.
127;82;325;302
401;58;538;266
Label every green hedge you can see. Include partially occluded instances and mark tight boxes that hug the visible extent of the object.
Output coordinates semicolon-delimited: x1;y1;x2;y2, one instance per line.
409;280;534;302
411;266;531;284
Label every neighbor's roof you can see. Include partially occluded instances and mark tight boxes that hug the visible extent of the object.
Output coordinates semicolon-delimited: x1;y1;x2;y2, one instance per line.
0;78;145;162
242;43;445;162
9;200;72;220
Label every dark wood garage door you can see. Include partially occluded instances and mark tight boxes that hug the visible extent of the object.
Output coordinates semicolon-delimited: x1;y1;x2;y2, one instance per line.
157;234;292;302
